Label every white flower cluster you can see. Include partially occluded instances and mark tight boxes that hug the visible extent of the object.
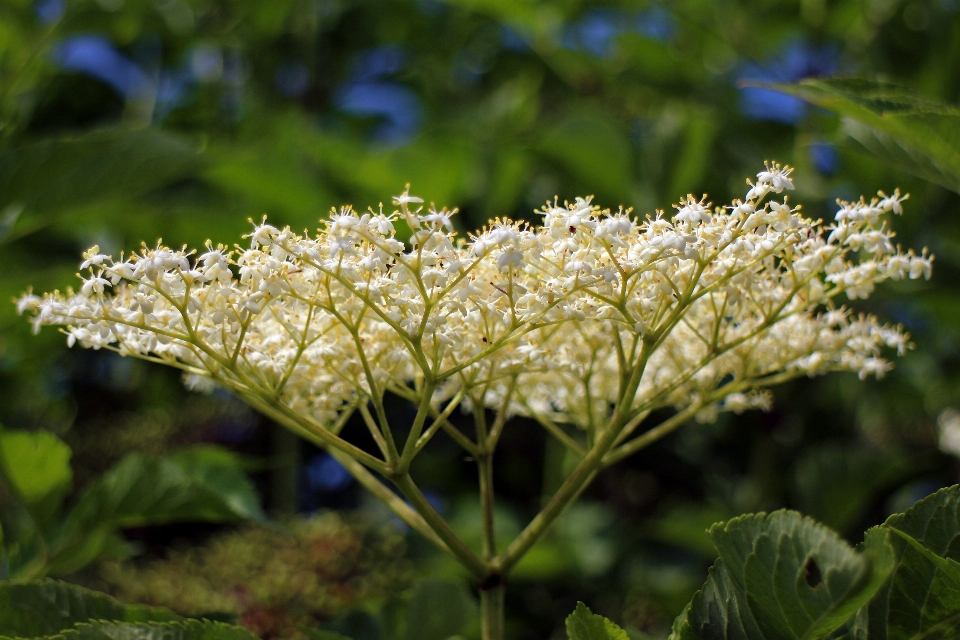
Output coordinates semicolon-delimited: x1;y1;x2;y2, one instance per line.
18;164;929;461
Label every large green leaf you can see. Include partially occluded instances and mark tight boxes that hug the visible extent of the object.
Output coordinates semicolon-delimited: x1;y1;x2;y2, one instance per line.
670;510;891;640
0;128;202;242
49;447;264;575
760;78;960;193
890;528;960;587
851;485;960;640
33;619;259;640
670;560;764;640
565;602;629;640
0;579;177;637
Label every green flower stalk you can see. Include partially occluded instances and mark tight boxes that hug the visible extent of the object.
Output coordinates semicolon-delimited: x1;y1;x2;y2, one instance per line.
19;163;929;640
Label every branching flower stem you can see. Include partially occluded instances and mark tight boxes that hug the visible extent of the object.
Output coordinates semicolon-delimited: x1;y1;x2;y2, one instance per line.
19;165;928;640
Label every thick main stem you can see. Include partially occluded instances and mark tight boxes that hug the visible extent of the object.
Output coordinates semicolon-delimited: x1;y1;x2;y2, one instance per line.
478;452;497;560
479;581;505;640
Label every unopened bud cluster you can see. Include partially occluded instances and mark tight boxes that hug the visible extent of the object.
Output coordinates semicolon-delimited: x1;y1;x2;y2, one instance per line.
19;163;929;440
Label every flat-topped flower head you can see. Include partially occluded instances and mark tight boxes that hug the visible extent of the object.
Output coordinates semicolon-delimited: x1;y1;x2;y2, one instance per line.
13;160;943;640
18;164;928;446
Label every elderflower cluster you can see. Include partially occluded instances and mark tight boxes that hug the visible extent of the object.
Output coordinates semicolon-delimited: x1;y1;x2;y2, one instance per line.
18;164;930;440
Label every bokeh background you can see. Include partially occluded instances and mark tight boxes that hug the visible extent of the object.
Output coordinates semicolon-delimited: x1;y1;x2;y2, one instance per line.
1;0;960;638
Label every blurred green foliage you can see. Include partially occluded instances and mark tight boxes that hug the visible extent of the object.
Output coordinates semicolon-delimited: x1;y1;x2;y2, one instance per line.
0;0;959;637
0;427;264;579
8;475;960;640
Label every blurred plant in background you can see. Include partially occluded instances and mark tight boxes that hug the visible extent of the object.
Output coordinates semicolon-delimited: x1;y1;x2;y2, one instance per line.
0;426;264;580
92;513;411;640
1;0;960;637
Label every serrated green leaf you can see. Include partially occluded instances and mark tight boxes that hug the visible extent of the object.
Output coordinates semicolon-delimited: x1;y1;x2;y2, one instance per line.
670;510;890;640
59;619;258;640
0;579;177;637
0;128;202;242
565;602;629;640
889;527;960;586
669;560;763;640
838;120;960;195
852;485;960;640
758;78;960;193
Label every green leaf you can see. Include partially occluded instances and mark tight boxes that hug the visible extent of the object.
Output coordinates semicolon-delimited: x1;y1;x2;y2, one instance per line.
0;429;72;506
758;78;960;193
565;602;629;640
889;528;960;587
839;121;960;195
403;580;474;640
0;579;177;637
852;485;960;640
669;561;764;640
56;619;258;640
0;128;202;242
166;446;266;520
670;510;891;640
0;429;73;533
49;447;264;575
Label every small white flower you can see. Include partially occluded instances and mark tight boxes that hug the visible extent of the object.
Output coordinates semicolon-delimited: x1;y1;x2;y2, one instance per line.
496;246;525;271
756;162;795;192
392;190;424;207
878;189;908;215
81;276;111;296
80;245;109;270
